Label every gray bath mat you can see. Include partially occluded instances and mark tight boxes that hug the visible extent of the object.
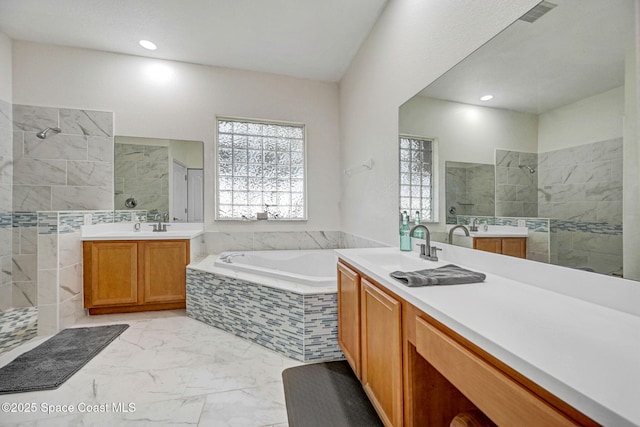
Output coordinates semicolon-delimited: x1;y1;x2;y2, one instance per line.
282;361;383;427
0;324;129;394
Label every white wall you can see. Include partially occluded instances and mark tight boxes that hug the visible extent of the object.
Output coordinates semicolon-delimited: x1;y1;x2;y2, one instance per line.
0;32;11;101
12;41;341;232
538;87;624;152
339;0;540;245
400;96;538;226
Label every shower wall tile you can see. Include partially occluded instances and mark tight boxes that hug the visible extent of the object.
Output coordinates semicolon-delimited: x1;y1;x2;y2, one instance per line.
37;269;58;306
88;135;114;162
495;149;538;217
11;282;36;308
51;185;113;210
59;109;113;137
13;185;52;211
12;104;114;214
12;131;23;159
539;138;623;275
12;105;58;132
24;133;88;160
67;161;113;186
13;158;67;185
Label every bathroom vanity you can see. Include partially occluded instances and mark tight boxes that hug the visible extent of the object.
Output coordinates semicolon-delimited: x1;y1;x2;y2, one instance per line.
81;223;204;314
336;247;640;427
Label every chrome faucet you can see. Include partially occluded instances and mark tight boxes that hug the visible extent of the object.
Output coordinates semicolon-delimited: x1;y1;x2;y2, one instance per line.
220;253;245;263
410;224;441;261
469;218;479;232
152;212;170;232
448;225;470;244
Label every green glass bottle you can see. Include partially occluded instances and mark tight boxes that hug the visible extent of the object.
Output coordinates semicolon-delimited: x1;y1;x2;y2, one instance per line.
400;211;412;251
413;210;425;239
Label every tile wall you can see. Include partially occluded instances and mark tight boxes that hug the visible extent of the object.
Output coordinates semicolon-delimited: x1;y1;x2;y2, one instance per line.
114;143;169;214
186;268;343;362
445;163;495;223
495;149;538;217
0;98;12;310
539;138;624;275
203;230;387;254
10;105;113;318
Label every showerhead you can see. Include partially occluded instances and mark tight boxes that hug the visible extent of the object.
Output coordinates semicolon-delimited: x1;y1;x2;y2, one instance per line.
36;127;61;139
519;165;536;174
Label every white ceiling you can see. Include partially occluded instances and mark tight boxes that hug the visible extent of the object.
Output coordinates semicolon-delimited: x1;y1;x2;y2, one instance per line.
418;0;636;114
0;0;388;82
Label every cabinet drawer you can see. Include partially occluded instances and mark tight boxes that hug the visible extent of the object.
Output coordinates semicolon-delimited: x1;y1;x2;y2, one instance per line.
414;316;577;427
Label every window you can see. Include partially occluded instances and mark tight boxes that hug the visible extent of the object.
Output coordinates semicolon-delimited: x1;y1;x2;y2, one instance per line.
216;117;306;220
399;135;435;222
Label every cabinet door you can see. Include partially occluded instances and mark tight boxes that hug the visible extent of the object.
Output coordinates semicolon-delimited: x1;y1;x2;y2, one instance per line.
473;238;502;254
361;278;403;427
140;240;189;304
501;238;527;259
84;241;138;307
337;262;361;378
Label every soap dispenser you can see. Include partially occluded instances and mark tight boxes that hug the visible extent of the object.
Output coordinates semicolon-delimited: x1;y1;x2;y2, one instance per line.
400;211;412;251
413;210;425;239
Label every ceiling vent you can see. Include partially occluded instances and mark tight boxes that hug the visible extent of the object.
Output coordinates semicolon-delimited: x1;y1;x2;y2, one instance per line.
519;1;558;23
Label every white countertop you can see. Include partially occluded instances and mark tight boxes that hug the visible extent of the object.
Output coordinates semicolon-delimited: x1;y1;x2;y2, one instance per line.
335;247;640;427
80;223;204;240
448;224;529;238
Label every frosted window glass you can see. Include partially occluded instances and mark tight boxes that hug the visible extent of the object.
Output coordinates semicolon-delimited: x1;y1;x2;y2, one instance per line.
217;117;306;220
399;136;434;222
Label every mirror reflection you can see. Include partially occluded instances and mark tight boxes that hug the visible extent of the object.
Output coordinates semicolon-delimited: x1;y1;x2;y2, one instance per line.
445;161;495;224
399;0;636;280
114;136;204;222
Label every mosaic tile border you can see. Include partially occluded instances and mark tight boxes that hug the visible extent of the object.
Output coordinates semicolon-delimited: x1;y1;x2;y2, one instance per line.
186;268;343;362
37;212;58;235
13;211;38;228
550;220;622;235
0;212;11;228
0;307;38;355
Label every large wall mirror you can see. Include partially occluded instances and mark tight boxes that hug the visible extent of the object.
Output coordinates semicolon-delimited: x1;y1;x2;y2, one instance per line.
399;0;637;280
114;136;204;222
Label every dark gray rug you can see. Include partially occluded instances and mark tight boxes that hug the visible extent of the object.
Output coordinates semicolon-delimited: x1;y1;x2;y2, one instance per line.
0;324;129;394
282;360;383;427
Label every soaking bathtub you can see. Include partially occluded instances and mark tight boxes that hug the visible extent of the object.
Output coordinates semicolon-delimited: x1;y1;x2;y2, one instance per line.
186;249;343;362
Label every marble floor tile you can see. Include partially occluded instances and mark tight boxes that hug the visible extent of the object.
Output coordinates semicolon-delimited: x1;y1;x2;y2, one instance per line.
0;310;302;426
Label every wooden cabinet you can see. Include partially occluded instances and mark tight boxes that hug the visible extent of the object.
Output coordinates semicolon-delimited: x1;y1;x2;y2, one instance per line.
337;262;361;378
361;278;403;427
338;261;404;427
473;237;526;258
337;258;598;427
83;239;189;314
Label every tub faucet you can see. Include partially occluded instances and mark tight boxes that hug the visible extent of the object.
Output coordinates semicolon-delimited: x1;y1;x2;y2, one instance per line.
448;225;470;244
220;253;245;263
410;224;441;261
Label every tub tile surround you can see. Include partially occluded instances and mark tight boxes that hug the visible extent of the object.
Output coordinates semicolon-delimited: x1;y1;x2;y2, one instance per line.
204;230;387;254
186;268;343;362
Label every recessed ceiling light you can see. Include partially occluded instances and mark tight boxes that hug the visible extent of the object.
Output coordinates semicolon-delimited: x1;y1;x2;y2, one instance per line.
480;95;493;101
139;40;157;51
